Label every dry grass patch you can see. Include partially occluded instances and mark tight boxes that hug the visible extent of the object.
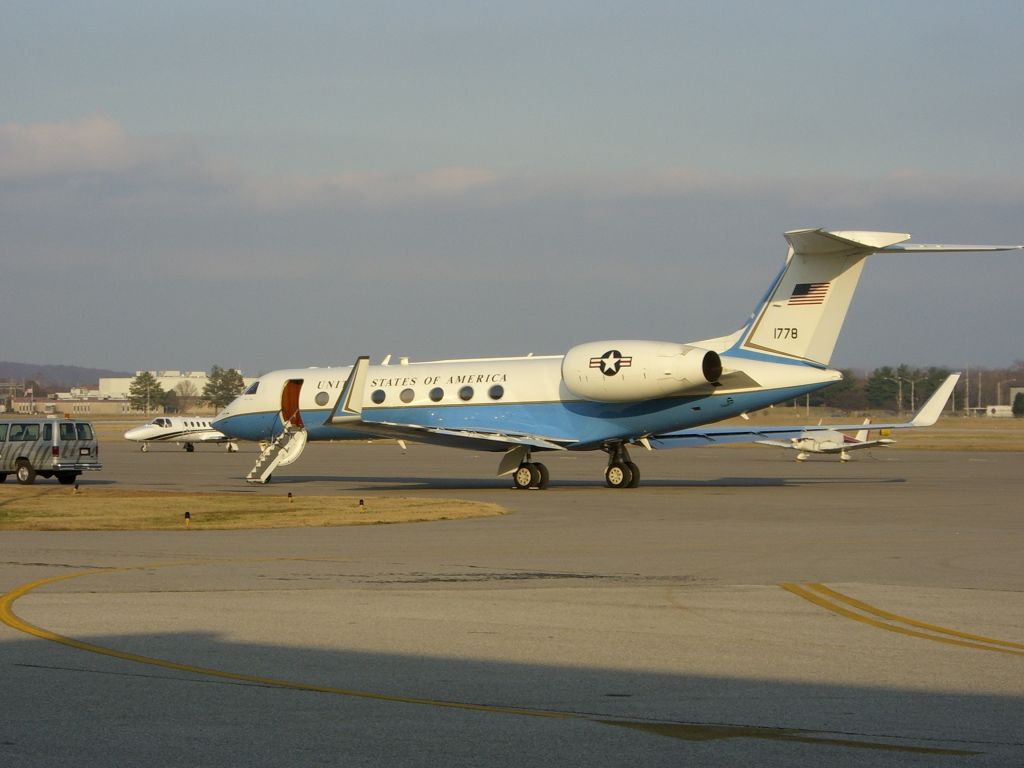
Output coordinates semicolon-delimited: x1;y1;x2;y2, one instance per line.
0;487;506;531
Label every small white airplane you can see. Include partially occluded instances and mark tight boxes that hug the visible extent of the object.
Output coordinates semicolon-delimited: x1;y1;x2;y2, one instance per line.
124;416;238;452
755;373;960;461
211;228;1021;488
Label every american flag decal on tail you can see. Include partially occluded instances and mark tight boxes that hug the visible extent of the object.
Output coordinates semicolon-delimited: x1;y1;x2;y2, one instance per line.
788;282;830;305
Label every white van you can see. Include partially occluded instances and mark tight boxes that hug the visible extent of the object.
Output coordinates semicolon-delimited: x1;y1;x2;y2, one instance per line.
0;418;102;484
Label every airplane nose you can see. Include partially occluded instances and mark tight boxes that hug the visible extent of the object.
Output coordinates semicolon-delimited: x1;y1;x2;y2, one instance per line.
124;427;142;440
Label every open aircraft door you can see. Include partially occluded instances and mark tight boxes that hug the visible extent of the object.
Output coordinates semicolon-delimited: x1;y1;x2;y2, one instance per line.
281;379;304;428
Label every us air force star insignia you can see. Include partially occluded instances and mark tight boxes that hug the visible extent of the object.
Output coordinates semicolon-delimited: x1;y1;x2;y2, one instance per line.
589;349;632;377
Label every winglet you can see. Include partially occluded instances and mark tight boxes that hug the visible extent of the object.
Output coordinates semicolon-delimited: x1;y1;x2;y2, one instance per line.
330;356;370;424
910;374;961;427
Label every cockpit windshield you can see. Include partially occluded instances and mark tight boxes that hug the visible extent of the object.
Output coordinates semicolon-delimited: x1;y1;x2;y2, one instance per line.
244;381;260;395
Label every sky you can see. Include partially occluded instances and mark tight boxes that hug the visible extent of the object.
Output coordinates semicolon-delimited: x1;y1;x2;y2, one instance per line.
2;1;1023;376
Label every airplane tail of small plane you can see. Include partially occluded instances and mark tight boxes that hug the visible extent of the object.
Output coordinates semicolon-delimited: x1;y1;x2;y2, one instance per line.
853;418;871;443
727;229;1023;368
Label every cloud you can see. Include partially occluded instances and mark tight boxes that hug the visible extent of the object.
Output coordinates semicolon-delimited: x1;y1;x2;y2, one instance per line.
0;116;164;180
6;117;1024;217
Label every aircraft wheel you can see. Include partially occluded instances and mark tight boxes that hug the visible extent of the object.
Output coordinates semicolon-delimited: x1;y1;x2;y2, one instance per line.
15;460;36;485
533;462;550;490
605;462;633;489
626;461;640;488
226;442;238;453
141;444;148;452
512;463;537;490
185;443;195;453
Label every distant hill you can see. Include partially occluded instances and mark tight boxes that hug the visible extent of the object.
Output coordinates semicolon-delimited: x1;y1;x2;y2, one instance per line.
0;361;133;389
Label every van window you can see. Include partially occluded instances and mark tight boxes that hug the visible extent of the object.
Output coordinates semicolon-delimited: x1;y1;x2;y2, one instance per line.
0;424;7;441
76;423;94;440
10;424;39;441
43;424;52;441
60;423;77;441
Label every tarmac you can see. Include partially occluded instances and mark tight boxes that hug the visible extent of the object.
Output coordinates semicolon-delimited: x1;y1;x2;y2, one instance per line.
2;439;1022;766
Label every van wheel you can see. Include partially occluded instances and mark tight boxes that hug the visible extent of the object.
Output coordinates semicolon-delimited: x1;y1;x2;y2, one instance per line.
57;472;78;485
15;460;36;485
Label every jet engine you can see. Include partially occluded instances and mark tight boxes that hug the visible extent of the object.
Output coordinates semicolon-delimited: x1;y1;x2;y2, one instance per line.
561;340;722;402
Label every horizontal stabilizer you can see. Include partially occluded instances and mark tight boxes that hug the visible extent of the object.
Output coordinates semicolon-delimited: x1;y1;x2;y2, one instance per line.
784;229;911;256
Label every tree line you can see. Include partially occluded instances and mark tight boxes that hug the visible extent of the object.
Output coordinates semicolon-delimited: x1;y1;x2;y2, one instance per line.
800;361;1024;414
128;366;245;413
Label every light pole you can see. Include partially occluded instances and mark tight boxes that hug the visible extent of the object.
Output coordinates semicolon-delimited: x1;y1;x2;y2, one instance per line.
885;376;904;414
906;376;927;413
997;379;1016;407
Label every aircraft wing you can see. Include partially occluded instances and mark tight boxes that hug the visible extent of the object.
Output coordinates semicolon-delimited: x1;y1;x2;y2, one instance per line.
332;418;576;452
652;373;959;448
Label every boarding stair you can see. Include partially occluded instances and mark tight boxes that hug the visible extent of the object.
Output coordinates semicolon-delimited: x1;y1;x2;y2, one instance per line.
246;421;308;484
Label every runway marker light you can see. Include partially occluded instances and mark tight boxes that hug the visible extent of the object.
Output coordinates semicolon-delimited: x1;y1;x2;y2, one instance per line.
288;492;293;503
358;498;365;511
184;511;191;529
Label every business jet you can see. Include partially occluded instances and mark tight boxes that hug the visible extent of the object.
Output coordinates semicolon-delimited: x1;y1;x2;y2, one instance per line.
124;416;239;453
755;373;959;461
212;229;1021;488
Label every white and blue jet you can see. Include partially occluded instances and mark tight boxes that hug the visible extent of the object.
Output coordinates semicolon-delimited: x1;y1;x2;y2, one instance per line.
212;229;1020;488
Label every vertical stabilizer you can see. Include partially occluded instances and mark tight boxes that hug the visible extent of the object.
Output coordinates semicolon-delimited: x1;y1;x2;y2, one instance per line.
735;229;911;366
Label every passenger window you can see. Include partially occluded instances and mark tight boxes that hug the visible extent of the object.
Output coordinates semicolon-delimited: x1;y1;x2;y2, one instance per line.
488;385;505;400
60;423;76;441
0;424;7;441
76;424;94;440
429;387;444;402
371;390;386;404
458;386;474;401
43;424;52;441
400;388;415;403
12;424;39;441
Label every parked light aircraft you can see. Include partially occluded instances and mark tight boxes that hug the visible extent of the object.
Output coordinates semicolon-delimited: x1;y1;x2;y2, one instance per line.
124;416;238;453
755;373;959;461
212;229;1021;488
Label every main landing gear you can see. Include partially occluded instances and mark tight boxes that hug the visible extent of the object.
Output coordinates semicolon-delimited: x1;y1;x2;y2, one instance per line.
603;442;640;489
512;461;549;490
502;442;643;490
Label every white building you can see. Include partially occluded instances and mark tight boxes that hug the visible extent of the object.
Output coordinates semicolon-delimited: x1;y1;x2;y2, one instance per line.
98;371;211;398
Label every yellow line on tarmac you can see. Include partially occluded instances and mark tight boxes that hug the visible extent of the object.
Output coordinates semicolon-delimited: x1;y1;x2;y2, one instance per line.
780;583;1024;657
0;567;571;720
805;583;1024;651
0;563;984;755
